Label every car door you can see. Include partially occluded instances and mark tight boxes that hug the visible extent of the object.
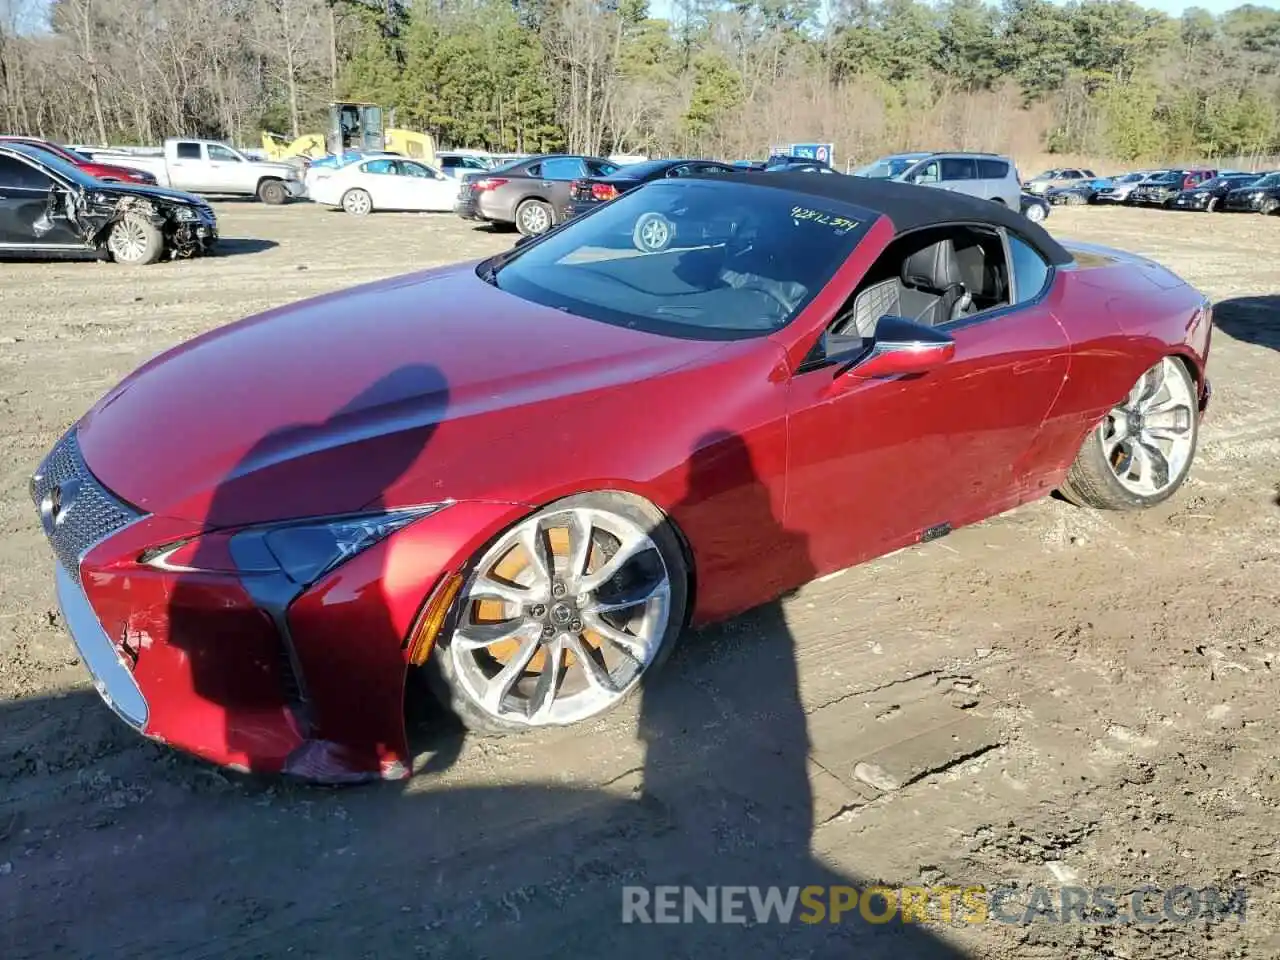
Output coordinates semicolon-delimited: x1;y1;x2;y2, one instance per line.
530;156;587;218
0;154;86;249
397;160;455;211
358;158;401;208
939;157;981;198
783;227;1070;574
205;143;250;193
168;140;210;192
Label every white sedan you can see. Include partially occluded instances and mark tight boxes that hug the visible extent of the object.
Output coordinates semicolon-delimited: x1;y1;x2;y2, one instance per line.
308;157;459;215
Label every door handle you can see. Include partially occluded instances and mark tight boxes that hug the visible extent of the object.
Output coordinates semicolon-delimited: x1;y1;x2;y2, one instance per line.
541;181;553;187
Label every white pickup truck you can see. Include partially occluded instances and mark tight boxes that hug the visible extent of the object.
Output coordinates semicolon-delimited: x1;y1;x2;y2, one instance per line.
83;138;305;204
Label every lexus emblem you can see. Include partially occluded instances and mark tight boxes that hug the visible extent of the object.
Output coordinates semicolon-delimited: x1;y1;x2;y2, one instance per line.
39;479;81;537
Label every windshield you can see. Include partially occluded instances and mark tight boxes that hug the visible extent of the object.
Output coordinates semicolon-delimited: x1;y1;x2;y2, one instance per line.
1033;170;1060;179
1253;173;1280;189
491;180;868;340
1117;172;1145;182
854;156;921;179
1151;172;1180;183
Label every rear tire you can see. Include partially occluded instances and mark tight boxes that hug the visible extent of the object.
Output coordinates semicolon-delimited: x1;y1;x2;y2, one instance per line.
106;214;164;266
515;198;554;236
426;491;689;735
257;179;288;205
1058;357;1198;510
1262;198;1278;216
341;188;373;216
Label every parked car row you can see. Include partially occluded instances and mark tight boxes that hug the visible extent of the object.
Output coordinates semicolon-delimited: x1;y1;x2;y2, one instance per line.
1035;166;1280;214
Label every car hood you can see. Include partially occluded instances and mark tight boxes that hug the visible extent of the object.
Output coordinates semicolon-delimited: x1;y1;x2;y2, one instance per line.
87;161;153;179
84;180;207;206
76;264;729;526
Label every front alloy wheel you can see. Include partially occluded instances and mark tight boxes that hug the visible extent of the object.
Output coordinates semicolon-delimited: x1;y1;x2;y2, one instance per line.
430;494;687;733
1060;356;1199;510
1024;204;1046;223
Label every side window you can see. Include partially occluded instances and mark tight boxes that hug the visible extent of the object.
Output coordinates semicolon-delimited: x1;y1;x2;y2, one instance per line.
589;160;619;176
540;157;586;180
977;159;1009;179
524;163;541;178
174;142;202;160
1008;235;1050;304
912;160;941;184
696;163;731;175
464;158;489;170
939;158;977;181
440;157;460;169
667;164;696;178
0;155;52;190
362;159;396;175
399;162;436;178
207;144;241;162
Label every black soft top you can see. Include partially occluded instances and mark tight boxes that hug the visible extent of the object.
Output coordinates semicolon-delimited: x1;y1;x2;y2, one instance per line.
702;170;1075;266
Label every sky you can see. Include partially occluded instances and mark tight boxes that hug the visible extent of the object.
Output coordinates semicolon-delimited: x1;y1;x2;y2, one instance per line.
647;0;1279;20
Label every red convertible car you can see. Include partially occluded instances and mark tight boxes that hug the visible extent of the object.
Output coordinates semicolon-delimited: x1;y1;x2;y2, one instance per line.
30;173;1212;782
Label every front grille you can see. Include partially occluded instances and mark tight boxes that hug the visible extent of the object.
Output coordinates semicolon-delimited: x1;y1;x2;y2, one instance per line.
30;429;141;584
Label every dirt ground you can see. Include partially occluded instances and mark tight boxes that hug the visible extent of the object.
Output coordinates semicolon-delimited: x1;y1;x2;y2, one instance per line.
1;201;1278;960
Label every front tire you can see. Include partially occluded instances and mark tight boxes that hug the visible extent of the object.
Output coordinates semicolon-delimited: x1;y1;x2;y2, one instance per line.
1058;356;1199;510
1024;203;1046;223
257;179;288;205
106;214;164;266
1262;198;1278;216
341;188;373;216
427;492;689;735
1206;197;1218;212
515;198;554;236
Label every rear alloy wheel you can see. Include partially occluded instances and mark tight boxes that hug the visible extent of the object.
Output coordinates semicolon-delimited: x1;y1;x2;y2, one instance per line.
1024;204;1046;223
515;199;553;236
341;188;373;216
1206;197;1218;212
1262;199;1279;216
107;214;164;266
1059;356;1199;510
429;493;688;734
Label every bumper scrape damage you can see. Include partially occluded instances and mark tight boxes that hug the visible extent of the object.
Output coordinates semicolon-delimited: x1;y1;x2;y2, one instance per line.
29;427;514;785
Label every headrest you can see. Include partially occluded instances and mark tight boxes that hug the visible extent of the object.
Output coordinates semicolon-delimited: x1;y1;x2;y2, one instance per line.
902;238;961;292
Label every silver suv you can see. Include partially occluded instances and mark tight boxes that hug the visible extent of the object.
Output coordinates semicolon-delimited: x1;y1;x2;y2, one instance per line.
854;151;1022;208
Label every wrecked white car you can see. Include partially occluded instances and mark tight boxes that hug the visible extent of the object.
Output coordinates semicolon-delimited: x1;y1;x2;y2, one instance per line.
0;142;217;266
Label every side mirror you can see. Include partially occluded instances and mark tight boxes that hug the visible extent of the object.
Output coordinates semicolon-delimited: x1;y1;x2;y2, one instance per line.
844;315;955;379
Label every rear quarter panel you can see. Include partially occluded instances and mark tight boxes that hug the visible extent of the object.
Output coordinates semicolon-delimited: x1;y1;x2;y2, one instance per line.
1029;247;1210;482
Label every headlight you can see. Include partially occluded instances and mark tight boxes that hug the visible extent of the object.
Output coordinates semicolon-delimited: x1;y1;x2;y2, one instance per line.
141;503;450;586
173;205;198;222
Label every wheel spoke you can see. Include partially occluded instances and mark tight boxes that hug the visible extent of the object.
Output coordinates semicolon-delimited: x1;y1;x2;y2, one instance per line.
582;610;649;663
529;635;565;720
563;512;593;584
454;616;531;651
590;577;669;615
567;634;617;693
518;519;553;589
481;627;540;714
469;573;532;607
1136;441;1171;490
577;532;654;594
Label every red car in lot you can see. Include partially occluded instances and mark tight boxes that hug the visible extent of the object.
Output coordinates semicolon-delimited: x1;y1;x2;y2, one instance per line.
0;135;157;184
30;173;1212;783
